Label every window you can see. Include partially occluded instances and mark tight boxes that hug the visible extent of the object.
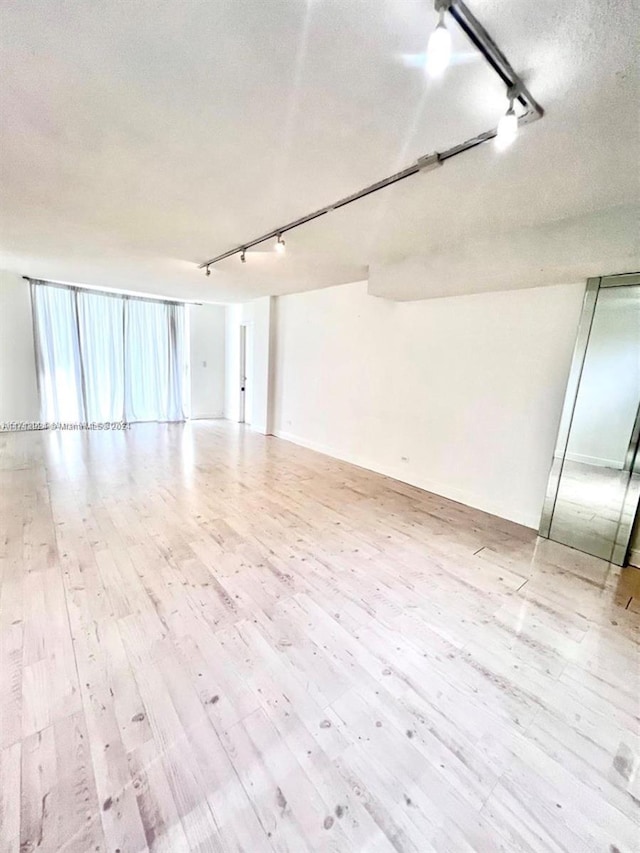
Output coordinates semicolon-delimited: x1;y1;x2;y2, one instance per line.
30;280;188;423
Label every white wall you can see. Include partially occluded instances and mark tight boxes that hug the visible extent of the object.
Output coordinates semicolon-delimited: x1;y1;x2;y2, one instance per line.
0;270;40;424
566;286;640;468
189;303;226;419
225;296;275;434
272;280;586;529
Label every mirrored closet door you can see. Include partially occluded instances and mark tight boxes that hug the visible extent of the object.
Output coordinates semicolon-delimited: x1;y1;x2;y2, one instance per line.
540;273;640;565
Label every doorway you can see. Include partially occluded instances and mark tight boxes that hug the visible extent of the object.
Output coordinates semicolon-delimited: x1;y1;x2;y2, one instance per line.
238;323;253;425
239;324;247;423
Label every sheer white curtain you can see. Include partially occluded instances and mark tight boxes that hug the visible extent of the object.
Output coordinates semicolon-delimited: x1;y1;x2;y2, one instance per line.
124;298;186;422
30;280;188;423
31;283;85;422
77;289;125;421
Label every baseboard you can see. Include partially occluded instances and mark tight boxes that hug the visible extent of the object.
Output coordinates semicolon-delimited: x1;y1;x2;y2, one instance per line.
272;428;539;531
565;451;624;469
629;548;640;569
189;414;225;420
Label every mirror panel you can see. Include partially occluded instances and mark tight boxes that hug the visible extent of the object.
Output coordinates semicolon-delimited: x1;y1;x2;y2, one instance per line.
541;278;640;565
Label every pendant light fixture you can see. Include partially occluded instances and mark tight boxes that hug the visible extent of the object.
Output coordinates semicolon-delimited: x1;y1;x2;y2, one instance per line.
496;89;518;150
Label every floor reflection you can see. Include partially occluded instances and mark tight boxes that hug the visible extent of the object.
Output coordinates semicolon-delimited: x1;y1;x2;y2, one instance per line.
550;460;630;562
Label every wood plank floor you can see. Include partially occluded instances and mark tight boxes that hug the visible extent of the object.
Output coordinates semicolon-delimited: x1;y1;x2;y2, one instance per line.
1;421;638;853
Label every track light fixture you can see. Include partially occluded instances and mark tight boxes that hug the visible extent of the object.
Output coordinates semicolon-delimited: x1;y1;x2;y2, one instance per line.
199;0;543;276
240;249;246;263
496;89;518;150
426;2;452;78
205;265;211;276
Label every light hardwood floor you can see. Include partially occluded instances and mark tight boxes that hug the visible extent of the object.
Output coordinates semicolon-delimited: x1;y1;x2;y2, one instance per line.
1;421;638;853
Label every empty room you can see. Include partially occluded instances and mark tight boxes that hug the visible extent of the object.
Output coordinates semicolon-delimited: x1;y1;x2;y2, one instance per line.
1;1;639;851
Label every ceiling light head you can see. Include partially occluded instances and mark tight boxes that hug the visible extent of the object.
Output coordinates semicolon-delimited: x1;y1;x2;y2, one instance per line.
205;265;211;277
240;249;246;263
426;6;452;78
496;94;518;150
275;234;286;254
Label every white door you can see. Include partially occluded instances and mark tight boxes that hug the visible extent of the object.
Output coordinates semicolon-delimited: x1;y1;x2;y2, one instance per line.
239;324;247;423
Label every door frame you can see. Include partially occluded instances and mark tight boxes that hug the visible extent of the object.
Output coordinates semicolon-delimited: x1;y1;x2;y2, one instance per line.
238;324;247;424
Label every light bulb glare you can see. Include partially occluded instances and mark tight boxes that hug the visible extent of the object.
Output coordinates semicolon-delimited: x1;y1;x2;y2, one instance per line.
426;15;451;78
496;106;518;150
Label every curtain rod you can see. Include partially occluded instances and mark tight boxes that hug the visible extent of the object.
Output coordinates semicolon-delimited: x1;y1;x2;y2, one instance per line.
23;277;202;307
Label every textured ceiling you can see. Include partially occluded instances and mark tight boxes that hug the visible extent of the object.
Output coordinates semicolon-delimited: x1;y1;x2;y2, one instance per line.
0;0;638;302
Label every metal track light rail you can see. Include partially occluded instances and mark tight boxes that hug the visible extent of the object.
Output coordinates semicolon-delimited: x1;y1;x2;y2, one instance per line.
198;0;543;273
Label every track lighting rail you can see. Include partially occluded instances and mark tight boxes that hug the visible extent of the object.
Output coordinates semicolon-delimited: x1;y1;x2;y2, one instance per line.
198;0;543;273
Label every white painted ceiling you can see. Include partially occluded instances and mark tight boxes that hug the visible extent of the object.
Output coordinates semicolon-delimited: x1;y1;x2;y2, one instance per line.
0;0;638;302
